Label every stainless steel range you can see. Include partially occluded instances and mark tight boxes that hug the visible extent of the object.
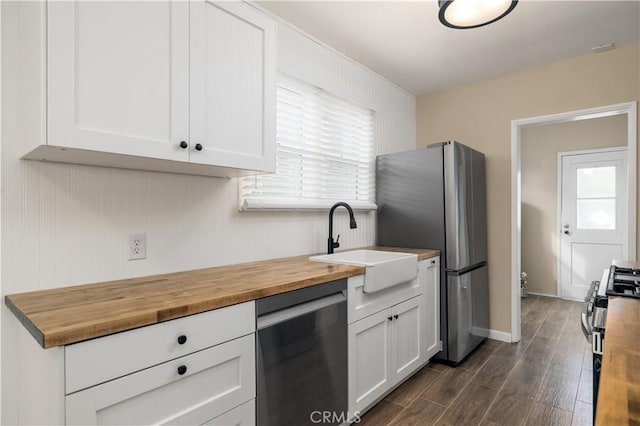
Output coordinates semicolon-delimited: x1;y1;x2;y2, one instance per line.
581;260;640;421
581;269;608;420
606;259;640;298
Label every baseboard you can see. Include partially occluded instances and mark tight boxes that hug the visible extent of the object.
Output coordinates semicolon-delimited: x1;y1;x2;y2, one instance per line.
526;291;559;298
487;329;512;342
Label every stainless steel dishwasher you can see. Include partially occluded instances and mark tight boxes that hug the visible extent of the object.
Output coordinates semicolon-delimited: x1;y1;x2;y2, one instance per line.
256;278;348;426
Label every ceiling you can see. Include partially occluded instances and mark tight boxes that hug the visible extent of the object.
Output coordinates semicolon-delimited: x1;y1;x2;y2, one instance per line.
259;1;640;95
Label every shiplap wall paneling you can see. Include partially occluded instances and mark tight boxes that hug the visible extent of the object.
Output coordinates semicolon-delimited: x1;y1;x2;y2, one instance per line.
0;2;416;424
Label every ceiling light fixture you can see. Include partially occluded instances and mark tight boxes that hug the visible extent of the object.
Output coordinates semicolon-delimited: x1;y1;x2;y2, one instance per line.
439;0;518;29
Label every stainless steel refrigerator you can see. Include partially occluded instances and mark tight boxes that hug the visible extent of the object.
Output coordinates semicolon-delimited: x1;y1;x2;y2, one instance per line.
376;141;489;364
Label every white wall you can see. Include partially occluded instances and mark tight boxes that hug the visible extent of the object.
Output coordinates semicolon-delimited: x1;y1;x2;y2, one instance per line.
0;2;416;424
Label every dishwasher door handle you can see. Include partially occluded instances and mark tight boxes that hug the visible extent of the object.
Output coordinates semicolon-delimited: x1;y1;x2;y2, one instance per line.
257;291;346;330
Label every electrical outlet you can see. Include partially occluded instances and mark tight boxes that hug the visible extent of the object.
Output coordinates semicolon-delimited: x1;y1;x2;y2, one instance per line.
128;233;147;260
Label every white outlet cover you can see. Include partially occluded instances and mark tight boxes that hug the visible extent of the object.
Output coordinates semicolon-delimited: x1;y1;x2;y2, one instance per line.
128;233;147;260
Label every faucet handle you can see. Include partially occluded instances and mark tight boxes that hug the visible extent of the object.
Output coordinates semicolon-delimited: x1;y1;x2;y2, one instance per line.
333;234;340;249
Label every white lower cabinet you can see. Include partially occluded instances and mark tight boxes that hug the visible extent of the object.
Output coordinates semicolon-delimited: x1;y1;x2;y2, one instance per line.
391;297;424;380
348;296;423;416
65;301;256;425
422;257;441;359
348;308;392;414
203;400;255;426
348;256;440;419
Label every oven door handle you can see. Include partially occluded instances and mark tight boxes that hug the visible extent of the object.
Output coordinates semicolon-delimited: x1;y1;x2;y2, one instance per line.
581;304;593;343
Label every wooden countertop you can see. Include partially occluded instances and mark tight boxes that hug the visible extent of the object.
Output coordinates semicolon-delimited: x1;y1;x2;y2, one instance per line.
596;296;640;425
5;246;439;349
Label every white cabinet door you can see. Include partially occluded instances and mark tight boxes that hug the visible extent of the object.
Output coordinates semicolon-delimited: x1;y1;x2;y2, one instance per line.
65;334;255;425
348;309;392;415
47;1;189;161
391;296;423;383
190;1;276;172
422;257;441;359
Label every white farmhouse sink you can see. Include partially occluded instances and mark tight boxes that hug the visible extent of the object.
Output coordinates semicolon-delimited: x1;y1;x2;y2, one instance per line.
310;249;418;293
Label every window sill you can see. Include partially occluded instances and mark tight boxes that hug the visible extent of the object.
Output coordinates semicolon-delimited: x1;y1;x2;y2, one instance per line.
239;198;377;212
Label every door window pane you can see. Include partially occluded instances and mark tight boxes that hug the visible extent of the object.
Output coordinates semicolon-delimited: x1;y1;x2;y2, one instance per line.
577;166;616;198
577;199;616;229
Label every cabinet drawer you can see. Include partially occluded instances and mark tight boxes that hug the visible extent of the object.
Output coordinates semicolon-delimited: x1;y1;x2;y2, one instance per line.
347;272;421;324
65;334;255;425
65;301;255;394
204;400;255;426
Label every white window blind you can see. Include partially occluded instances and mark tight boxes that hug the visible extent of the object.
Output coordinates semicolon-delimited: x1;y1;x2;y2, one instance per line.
240;75;376;210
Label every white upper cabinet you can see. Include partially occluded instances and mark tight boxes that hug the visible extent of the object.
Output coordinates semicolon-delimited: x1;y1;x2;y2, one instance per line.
47;1;190;162
27;1;276;178
190;1;276;172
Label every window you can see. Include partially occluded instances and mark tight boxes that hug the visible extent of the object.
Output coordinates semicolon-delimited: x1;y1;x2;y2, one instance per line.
239;75;376;210
576;166;616;229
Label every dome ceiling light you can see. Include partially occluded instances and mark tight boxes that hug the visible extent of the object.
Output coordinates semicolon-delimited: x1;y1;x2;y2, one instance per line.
439;0;519;29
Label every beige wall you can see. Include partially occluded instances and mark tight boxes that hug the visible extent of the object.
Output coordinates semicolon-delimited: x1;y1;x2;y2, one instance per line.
417;42;639;334
521;115;627;296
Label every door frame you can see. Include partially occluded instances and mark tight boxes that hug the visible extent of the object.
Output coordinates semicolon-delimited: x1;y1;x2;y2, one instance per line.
510;101;637;343
556;146;629;299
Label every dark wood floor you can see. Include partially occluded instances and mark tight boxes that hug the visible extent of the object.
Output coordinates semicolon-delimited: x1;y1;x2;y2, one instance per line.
359;295;592;426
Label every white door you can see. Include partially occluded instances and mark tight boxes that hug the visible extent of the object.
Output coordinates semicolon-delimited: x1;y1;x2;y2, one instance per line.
559;149;628;300
348;309;392;415
189;0;276;172
391;296;424;382
47;1;190;161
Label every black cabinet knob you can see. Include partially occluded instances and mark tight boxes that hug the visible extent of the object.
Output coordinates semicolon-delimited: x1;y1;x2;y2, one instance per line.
179;141;188;149
194;143;203;151
177;365;187;375
394;314;399;320
388;316;393;322
177;335;187;345
431;260;436;265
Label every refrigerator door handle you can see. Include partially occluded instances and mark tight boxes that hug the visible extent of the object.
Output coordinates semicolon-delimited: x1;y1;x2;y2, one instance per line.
445;261;488;275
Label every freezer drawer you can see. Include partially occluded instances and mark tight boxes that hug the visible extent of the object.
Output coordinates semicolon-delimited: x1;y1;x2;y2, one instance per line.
447;264;489;363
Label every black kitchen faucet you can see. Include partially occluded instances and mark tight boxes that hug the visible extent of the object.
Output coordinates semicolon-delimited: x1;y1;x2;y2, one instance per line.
328;202;357;254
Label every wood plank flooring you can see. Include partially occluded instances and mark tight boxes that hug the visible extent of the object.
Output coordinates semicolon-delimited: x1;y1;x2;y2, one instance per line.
359;295;592;426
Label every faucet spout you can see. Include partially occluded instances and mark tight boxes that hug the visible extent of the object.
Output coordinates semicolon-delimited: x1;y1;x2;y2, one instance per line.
328;202;358;254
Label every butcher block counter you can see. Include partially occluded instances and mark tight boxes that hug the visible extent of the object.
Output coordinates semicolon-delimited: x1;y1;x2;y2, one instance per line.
5;246;439;349
596;296;640;425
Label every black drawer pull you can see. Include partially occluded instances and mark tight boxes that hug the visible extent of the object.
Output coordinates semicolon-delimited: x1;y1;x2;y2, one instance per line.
177;335;187;345
177;365;187;375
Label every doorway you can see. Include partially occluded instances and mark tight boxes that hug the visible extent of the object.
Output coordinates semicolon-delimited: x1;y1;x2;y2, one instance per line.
510;101;637;343
558;148;628;300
